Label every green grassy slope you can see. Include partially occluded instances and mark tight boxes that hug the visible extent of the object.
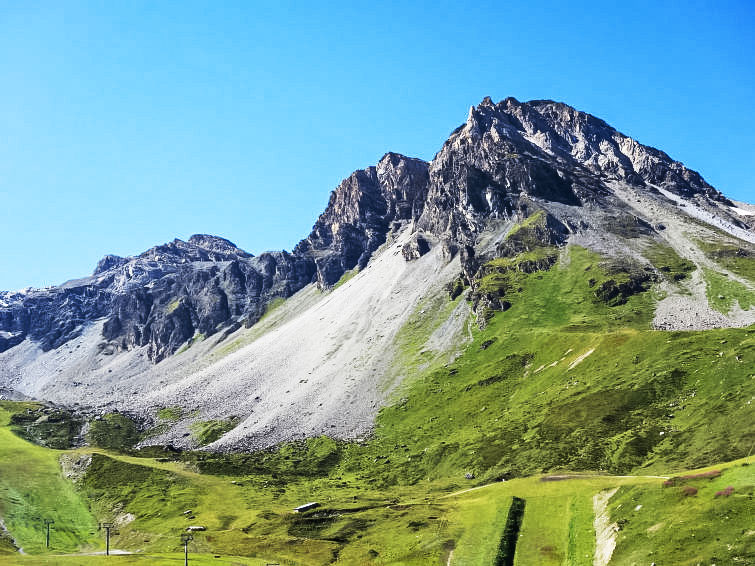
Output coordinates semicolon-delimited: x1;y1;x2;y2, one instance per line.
346;245;754;488
2;225;755;564
0;404;98;555
609;461;755;565
702;267;755;313
6;554;271;565
697;239;755;283
0;408;753;564
3;427;749;566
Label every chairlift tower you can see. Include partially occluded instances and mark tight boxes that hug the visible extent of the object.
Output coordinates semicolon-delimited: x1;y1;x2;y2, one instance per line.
98;522;114;556
43;519;54;548
181;533;193;566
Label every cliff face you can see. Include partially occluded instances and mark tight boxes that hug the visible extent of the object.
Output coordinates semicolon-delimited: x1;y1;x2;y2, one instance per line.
0;236;315;361
416;96;732;245
0;97;749;364
295;152;430;286
0;155;428;361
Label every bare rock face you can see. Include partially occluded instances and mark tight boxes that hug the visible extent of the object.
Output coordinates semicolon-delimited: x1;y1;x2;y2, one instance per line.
0;237;315;362
0;154;429;362
294;152;429;286
496;211;569;257
94;255;127;275
519;99;726;202
417;96;730;245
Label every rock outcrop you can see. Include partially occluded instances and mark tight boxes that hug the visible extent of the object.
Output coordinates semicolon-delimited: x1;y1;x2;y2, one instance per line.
294;152;429;286
416;96;733;247
401;233;431;261
0;236;315;362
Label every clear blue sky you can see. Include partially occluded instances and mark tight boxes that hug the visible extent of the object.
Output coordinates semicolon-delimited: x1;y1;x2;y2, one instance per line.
1;1;753;290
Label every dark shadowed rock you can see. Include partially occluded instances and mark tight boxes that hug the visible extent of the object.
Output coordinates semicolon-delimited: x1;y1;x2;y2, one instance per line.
401;234;431;261
497;210;569;257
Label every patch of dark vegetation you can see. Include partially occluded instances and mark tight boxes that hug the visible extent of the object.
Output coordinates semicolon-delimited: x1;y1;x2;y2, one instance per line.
643;242;696;282
140;421;171;440
87;412;141;453
8;404;83;449
468;373;504;390
540;475;582;482
465;353;533;390
286;508;371;543
132;444;183;460
603;213;653;239
480;337;497;350
181;436;343;479
190;418;240;445
494;497;525;566
593;259;655;306
327;518;371;543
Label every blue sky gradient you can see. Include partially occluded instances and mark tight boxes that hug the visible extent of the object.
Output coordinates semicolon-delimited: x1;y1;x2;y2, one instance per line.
1;1;753;290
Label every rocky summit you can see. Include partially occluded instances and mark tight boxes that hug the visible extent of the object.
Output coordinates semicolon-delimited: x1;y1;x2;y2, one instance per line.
1;97;754;449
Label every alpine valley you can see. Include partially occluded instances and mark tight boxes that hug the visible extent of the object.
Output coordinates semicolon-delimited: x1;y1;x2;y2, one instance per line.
0;98;753;565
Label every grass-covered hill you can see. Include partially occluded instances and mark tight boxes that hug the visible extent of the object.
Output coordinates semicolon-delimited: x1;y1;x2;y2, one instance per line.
1;207;754;564
0;399;752;565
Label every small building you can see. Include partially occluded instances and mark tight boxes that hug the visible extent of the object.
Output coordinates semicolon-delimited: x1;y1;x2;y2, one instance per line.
293;502;320;513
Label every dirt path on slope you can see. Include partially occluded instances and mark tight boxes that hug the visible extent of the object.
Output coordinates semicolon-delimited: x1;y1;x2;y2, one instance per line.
593;488;619;566
439;473;668;499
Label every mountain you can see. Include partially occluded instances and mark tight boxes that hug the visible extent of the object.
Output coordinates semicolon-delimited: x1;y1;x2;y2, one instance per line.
2;97;755;565
0;152;431;362
1;96;754;454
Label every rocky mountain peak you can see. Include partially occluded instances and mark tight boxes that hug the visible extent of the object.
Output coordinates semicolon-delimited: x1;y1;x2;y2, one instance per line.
188;234;247;255
415;95;740;247
461;97;729;204
93;254;127;276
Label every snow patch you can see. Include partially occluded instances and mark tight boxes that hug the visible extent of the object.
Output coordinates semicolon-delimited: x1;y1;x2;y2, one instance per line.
655;187;755;245
730;206;755;217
